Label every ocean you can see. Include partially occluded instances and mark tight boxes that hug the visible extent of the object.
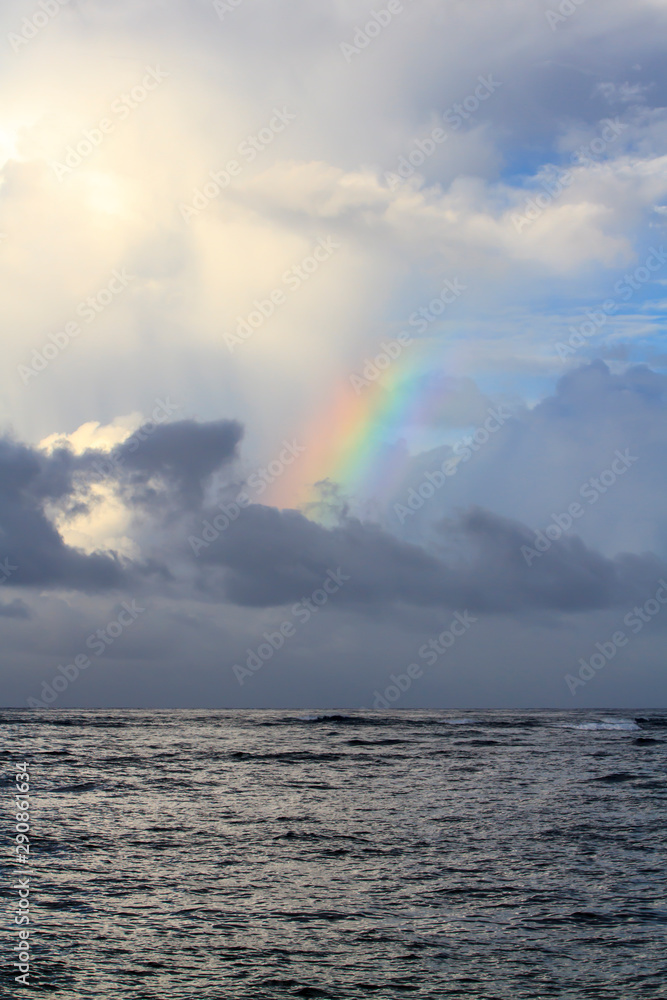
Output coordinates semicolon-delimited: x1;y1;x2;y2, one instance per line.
3;709;667;999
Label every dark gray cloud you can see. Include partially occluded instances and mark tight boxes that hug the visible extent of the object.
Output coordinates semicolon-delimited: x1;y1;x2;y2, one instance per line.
0;598;31;619
108;417;243;510
0;418;242;591
2;377;665;632
168;361;666;617
0;435;125;591
189;500;665;615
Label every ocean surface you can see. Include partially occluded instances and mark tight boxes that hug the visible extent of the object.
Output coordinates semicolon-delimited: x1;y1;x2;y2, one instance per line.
2;708;667;999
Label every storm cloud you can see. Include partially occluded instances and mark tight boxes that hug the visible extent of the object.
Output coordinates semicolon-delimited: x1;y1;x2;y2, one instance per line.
188;501;666;615
0;418;242;590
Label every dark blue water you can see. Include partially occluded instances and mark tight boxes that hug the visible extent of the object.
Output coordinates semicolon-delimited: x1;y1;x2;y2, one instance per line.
2;709;667;998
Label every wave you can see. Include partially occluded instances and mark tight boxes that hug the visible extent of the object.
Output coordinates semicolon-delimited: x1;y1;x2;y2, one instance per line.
592;772;638;783
635;715;667;726
559;717;641;731
290;714;419;726
296;714;355;722
228;750;344;762
345;737;412;746
52;781;106;793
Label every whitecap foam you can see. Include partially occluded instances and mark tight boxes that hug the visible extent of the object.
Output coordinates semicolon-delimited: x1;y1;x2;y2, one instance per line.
567;718;640;731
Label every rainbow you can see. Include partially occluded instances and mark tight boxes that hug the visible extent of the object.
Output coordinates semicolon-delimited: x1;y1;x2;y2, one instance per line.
267;345;458;514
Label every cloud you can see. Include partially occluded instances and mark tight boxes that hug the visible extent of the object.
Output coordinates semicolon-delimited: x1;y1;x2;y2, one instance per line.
383;361;667;560
2;0;667;707
4;363;663;621
0;598;31;619
109;417;244;509
0;418;242;590
0;435;126;590
186;499;665;615
3;0;667;453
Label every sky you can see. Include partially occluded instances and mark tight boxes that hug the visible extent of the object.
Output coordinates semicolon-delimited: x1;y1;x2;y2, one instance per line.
1;0;667;709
